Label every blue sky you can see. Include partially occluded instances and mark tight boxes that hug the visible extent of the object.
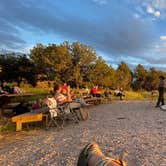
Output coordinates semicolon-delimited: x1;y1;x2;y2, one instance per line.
1;0;166;70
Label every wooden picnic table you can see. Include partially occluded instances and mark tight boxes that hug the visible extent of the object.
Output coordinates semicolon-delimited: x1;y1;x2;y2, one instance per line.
0;93;33;118
84;97;102;105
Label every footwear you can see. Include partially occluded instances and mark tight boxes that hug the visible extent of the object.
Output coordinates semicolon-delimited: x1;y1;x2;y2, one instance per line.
77;142;127;166
77;142;97;166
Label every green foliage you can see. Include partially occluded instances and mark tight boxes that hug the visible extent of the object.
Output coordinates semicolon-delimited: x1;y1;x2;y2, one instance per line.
133;64;148;90
0;119;16;134
0;54;37;86
69;42;97;87
1;41;166;90
116;61;132;89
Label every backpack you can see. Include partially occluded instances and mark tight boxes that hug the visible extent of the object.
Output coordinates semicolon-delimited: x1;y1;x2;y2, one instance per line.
76;107;89;121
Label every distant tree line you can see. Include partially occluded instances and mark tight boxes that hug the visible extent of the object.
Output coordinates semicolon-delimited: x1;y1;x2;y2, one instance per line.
0;41;166;91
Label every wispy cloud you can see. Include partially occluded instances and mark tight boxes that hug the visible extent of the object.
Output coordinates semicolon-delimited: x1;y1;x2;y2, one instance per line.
146;6;160;17
92;0;108;5
0;0;166;70
160;36;166;40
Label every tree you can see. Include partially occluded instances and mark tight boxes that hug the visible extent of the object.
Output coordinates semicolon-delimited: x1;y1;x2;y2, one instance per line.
144;67;160;91
133;64;148;90
17;55;38;86
116;61;132;89
30;43;72;82
30;43;46;73
87;56;114;87
0;54;38;86
69;42;97;87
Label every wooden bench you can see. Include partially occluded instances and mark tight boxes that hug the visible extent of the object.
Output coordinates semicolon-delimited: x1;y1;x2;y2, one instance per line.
0;93;33;118
84;97;102;105
11;112;48;131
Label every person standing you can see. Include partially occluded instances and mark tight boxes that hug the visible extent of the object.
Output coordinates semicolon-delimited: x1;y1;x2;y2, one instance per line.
156;76;165;107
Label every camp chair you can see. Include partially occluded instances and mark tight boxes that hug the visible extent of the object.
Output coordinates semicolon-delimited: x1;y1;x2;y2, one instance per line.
45;97;62;129
57;102;80;124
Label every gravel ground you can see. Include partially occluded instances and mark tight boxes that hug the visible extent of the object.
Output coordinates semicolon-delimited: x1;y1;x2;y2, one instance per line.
0;101;166;166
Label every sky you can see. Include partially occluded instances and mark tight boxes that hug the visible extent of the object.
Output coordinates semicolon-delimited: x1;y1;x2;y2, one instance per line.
1;0;166;70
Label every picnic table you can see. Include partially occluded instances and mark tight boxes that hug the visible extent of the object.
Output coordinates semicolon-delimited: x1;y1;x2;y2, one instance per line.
84;97;102;105
0;93;33;118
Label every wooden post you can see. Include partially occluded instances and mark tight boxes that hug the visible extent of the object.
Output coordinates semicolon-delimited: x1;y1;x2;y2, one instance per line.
16;122;22;131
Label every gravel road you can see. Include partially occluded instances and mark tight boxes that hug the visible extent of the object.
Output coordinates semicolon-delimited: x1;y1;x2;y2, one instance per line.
0;101;165;166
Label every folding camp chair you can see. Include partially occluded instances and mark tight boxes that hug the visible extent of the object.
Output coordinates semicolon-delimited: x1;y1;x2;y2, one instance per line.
45;97;62;129
57;102;80;124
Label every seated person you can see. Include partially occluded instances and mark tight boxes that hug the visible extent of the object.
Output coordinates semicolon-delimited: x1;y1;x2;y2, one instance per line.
31;98;43;110
60;82;68;95
12;85;22;94
0;86;5;94
1;80;13;94
104;88;112;98
77;142;126;166
53;83;81;110
53;83;71;103
114;88;125;100
81;86;90;98
12;100;30;116
91;86;101;97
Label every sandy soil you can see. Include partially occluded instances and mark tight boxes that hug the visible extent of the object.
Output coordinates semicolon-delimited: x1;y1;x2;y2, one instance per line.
0;101;165;166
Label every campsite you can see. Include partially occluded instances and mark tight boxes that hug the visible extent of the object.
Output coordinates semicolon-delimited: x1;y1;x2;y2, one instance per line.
1;0;166;165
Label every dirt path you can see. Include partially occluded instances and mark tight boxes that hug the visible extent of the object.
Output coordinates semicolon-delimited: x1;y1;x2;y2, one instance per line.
0;101;165;166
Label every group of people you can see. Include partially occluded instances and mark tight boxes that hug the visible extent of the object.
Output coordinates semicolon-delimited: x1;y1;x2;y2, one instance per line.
81;85;125;100
12;82;87;116
10;74;166;117
0;80;22;94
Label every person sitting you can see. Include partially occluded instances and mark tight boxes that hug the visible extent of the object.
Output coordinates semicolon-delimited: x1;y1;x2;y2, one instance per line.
1;80;13;94
31;98;43;110
114;88;125;100
53;83;72;103
104;88;112;98
91;86;101;97
0;86;5;94
77;142;126;166
12;85;22;94
81;86;90;98
12;100;30;116
60;82;68;95
53;83;90;112
53;83;82;109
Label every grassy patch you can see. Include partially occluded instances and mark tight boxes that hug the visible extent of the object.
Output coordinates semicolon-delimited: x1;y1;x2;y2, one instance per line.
0;119;16;134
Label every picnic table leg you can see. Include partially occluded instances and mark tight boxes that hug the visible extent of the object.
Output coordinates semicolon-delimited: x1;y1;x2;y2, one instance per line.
42;114;49;126
45;114;49;126
16;121;22;131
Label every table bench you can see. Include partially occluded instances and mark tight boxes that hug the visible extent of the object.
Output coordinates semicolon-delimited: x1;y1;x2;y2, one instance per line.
84;97;102;105
11;112;48;131
0;93;33;118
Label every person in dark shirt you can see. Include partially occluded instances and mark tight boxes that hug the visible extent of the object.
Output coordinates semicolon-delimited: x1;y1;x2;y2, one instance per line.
1;81;13;94
104;88;111;98
12;100;30;116
156;75;165;107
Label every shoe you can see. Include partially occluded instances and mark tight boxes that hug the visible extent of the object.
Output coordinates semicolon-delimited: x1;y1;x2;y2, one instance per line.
77;142;98;166
77;142;127;166
155;105;159;108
